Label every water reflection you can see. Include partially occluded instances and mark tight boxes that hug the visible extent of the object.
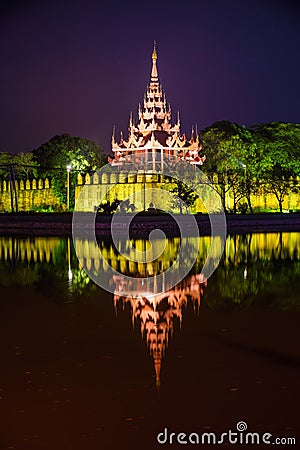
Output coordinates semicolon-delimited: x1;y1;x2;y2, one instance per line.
1;233;298;266
0;233;299;386
74;235;216;295
112;273;206;388
0;233;299;301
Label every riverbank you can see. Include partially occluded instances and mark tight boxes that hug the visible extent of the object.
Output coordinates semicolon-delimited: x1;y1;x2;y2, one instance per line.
0;212;300;236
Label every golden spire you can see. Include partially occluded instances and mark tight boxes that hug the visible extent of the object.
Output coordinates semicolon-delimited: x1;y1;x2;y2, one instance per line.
152;40;157;61
111;125;116;144
151;41;158;80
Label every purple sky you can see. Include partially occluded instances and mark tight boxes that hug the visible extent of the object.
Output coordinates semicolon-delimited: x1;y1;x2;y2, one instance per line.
1;0;300;155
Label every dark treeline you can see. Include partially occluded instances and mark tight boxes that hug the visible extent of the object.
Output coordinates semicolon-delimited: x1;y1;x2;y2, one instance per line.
0;121;299;212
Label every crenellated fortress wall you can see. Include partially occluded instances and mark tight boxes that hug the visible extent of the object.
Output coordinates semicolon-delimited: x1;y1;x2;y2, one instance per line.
0;178;61;212
0;173;299;212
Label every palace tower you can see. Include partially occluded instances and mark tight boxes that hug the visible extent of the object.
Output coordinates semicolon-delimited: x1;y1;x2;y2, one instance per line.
108;42;205;169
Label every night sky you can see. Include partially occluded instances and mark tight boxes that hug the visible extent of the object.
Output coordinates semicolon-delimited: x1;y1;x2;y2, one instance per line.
1;0;300;155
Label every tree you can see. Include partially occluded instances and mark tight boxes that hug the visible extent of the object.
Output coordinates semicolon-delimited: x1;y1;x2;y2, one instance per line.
251;122;300;212
97;199;121;214
201;121;259;212
160;154;201;215
32;134;107;208
13;152;36;179
162;176;198;213
1;151;38;180
0;152;12;178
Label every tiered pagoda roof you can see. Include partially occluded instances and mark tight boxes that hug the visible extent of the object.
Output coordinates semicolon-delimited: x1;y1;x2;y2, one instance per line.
108;42;205;167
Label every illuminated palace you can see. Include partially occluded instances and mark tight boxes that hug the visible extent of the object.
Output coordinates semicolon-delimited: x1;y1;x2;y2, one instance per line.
108;42;205;169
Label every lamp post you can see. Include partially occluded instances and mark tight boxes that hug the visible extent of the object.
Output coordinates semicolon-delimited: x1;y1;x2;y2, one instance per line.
241;163;246;179
241;163;247;197
225;173;230;211
66;165;71;210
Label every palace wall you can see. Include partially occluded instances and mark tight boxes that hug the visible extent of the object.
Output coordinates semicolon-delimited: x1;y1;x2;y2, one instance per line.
74;172;168;212
0;173;299;213
0;178;61;212
75;173;300;213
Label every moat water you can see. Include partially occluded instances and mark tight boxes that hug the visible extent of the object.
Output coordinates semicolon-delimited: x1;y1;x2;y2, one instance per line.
0;233;299;449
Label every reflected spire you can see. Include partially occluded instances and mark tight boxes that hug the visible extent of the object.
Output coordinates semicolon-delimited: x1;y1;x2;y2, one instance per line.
154;354;161;390
113;273;206;388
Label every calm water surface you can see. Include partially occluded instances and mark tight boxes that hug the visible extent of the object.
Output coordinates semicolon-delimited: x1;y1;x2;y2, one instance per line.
0;233;299;449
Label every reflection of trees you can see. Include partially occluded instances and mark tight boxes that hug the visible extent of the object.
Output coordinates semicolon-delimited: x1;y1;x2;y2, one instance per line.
256;259;300;311
205;263;257;310
0;264;40;287
37;265;96;302
35;240;97;301
0;237;97;300
205;233;300;311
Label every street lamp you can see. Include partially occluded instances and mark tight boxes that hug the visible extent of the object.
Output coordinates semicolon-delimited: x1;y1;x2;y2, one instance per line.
241;163;247;178
66;165;71;210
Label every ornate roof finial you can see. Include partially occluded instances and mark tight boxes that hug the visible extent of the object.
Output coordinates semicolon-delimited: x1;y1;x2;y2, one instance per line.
152;40;157;61
190;126;194;142
151;41;158;80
